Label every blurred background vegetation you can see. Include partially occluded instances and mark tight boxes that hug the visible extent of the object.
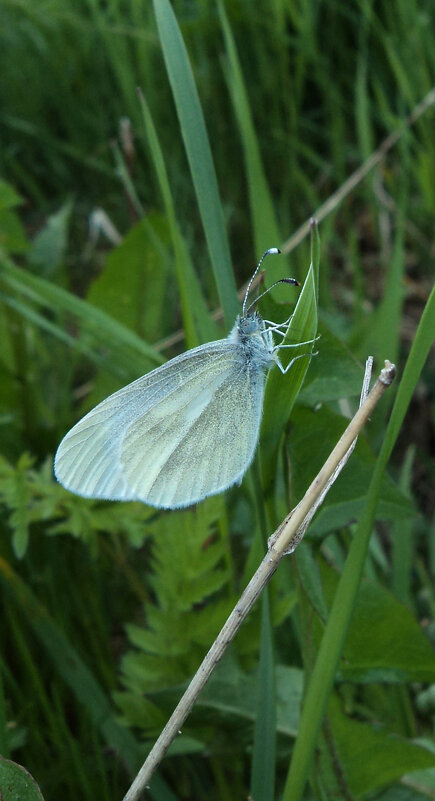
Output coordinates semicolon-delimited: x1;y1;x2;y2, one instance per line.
0;1;434;800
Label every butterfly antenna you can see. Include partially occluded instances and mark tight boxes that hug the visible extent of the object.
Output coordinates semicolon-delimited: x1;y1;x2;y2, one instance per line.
242;247;281;316
245;277;300;314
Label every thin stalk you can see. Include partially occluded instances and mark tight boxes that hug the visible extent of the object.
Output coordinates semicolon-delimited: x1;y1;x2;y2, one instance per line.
280;87;435;255
122;360;396;801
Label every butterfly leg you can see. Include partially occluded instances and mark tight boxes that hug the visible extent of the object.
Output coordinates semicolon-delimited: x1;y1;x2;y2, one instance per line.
274;349;318;374
272;335;319;355
263;315;294;331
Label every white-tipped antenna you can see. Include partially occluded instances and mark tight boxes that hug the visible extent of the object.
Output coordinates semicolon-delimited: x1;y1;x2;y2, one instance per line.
245;276;300;314
242;248;281;316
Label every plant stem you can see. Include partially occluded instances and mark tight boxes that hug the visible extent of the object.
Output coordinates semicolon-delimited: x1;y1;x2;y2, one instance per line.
122;360;396;801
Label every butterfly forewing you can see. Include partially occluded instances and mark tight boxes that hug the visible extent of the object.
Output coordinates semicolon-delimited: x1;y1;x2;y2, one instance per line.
54;339;265;507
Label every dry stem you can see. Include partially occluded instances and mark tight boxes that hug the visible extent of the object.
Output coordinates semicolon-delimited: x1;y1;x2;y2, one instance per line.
122;359;396;801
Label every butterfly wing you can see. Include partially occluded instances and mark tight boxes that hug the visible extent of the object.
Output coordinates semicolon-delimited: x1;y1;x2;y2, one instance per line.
120;351;265;508
55;340;265;508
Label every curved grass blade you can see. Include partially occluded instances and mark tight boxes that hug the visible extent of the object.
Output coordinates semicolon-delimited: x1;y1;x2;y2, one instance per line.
0;555;142;773
152;0;239;327
137;90;217;347
0;290;118;377
218;1;282;283
0;256;164;380
0;555;178;800
260;261;318;498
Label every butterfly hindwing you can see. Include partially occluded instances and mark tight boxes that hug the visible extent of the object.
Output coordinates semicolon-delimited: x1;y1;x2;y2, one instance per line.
120;354;265;507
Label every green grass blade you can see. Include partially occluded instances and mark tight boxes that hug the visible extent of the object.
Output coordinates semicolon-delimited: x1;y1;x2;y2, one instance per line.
261;261;318;498
250;590;276;801
152;0;239;327
0;256;163;378
391;446;415;607
0;290;113;374
310;216;320;298
218;1;282;277
0;655;9;758
0;555;142;774
357;209;406;374
282;282;435;801
138;89;217;347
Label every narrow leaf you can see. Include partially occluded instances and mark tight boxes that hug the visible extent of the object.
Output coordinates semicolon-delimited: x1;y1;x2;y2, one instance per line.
218;1;282;276
153;0;239;327
282;284;435;801
138;91;217;346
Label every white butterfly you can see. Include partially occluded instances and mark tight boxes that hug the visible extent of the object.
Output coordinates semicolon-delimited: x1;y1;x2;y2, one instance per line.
55;248;305;509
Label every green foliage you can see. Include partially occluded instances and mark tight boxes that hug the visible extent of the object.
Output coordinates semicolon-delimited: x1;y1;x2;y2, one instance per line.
120;500;232;692
0;454;155;557
322;696;435;799
217;0;282;270
137;93;218;348
0;1;434;800
0;756;44;801
320;562;435;684
28;200;73;278
0;182;28;254
290;404;414;535
116;501;234;729
153;0;238;328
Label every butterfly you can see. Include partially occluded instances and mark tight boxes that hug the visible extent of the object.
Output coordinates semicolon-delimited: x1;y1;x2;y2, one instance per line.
55;248;306;508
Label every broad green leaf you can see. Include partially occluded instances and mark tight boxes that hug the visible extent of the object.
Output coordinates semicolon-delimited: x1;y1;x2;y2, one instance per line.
28;200;73;276
186;659;302;738
0;209;29;253
298;322;365;405
87;214;173;341
295;542;329;623
0;757;44;801
290;405;414;536
318;568;435;684
114;690;205;757
80;214;181;409
375;785;434;801
0;179;23;211
329;697;435;798
403;738;435;797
